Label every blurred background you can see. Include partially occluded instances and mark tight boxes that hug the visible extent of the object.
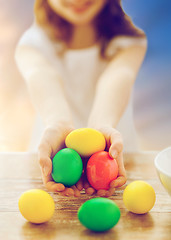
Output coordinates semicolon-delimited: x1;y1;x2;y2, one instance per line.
0;0;170;152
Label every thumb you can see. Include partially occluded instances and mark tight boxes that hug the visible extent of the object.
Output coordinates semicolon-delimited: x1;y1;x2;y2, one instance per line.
38;143;52;177
42;157;52;177
109;130;123;159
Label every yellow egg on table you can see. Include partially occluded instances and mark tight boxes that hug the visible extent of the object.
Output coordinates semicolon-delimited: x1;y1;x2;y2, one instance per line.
65;128;106;157
18;189;55;224
123;181;156;214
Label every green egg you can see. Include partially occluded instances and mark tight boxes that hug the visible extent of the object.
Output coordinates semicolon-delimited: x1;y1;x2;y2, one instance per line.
52;148;83;187
78;198;120;232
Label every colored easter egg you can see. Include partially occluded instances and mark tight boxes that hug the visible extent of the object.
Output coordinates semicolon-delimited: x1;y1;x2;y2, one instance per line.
52;148;83;187
123;181;156;214
18;189;55;224
78;198;120;232
65;128;106;157
86;151;118;190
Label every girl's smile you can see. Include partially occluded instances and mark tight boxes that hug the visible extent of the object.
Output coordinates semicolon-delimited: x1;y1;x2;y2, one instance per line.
64;0;93;8
67;1;93;14
48;0;107;26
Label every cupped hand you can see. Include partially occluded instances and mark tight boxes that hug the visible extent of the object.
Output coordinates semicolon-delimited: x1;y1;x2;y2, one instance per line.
83;126;127;197
38;123;82;197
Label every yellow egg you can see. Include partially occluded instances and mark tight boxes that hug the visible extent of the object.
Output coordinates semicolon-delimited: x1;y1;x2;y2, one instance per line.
123;181;156;214
18;189;55;224
65;128;106;157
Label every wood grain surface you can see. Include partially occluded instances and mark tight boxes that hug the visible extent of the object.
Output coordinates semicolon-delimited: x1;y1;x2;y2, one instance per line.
0;151;171;240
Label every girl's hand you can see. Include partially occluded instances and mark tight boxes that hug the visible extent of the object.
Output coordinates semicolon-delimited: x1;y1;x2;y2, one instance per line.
83;126;127;197
38;123;81;197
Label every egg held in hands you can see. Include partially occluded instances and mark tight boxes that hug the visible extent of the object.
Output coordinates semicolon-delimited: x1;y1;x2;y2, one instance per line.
86;151;118;190
65;128;106;157
52;148;83;187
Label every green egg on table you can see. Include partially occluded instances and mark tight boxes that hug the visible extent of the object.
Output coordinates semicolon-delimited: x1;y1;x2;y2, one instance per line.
52;148;83;187
78;198;120;232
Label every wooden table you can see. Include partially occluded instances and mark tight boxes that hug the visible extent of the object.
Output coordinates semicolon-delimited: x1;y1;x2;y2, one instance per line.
0;152;171;240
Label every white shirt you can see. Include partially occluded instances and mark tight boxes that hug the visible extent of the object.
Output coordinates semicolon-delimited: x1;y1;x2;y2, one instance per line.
16;23;146;151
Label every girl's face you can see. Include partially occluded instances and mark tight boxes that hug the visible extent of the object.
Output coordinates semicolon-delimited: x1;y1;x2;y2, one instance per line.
48;0;107;26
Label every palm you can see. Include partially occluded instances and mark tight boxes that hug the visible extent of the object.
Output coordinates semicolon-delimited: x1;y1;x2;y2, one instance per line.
80;126;127;197
38;126;82;197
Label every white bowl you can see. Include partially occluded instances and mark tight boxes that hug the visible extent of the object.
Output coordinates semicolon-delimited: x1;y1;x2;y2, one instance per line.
154;147;171;196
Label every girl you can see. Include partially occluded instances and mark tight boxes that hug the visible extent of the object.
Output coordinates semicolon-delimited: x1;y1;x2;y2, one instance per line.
15;0;147;197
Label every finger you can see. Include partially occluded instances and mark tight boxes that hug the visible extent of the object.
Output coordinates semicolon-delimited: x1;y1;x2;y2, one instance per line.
71;185;81;197
40;167;65;192
97;189;107;197
59;188;75;197
109;130;123;159
110;176;127;188
38;142;52;176
85;187;96;195
75;176;84;191
110;153;127;188
84;181;90;189
46;181;66;192
41;158;52;177
44;176;65;191
105;188;116;197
